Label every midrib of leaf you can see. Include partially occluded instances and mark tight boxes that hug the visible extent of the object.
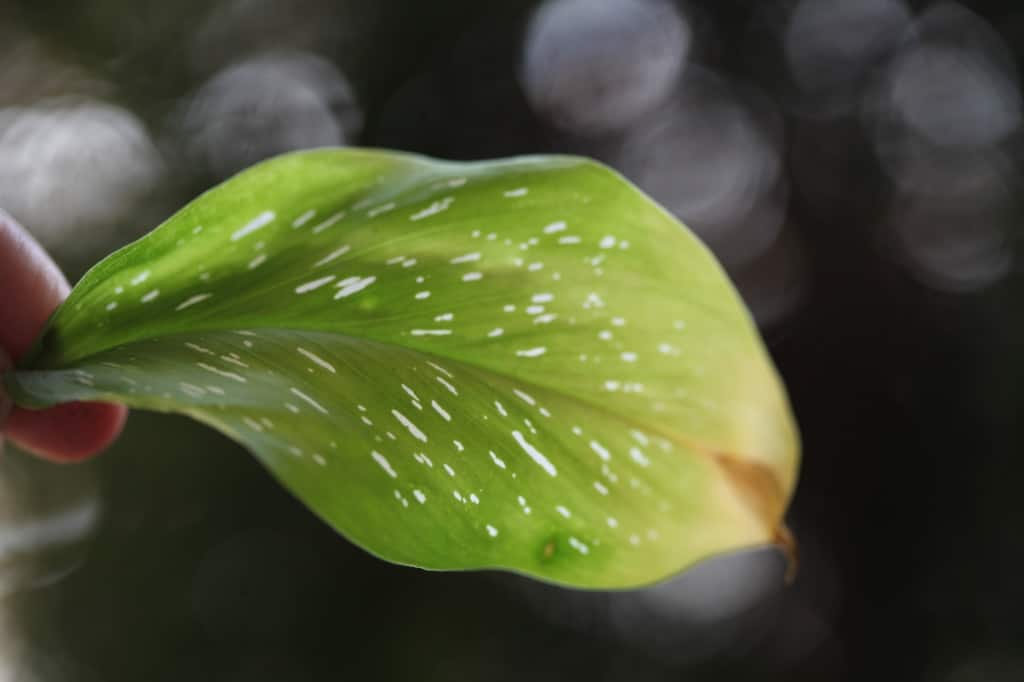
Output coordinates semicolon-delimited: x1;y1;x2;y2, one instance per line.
10;319;789;539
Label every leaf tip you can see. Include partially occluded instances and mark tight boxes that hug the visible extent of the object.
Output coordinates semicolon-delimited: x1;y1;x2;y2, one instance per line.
773;524;798;585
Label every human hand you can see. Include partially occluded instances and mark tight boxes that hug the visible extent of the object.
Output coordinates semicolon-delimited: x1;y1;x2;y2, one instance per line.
0;212;127;461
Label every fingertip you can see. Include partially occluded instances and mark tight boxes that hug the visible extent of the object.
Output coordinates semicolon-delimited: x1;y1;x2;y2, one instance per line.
6;401;128;462
0;212;70;360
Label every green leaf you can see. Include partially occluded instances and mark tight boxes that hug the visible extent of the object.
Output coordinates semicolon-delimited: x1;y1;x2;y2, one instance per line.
5;148;799;589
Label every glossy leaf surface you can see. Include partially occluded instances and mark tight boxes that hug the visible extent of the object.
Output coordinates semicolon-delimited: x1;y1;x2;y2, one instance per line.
6;149;799;588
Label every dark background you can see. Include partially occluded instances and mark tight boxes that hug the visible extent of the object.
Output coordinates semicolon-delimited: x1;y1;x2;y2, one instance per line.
1;0;1022;680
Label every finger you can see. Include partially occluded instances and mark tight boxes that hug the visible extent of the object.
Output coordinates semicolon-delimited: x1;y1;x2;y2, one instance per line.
5;401;128;463
0;210;70;359
0;212;128;461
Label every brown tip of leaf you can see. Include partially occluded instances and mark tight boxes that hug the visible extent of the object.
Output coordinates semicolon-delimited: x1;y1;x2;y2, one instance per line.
773;524;798;584
710;451;797;582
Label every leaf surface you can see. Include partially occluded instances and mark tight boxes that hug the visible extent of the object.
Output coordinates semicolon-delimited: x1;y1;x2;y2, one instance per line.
6;149;798;588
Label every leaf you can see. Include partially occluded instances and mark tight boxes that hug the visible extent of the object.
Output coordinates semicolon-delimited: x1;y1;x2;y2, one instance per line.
5;148;799;589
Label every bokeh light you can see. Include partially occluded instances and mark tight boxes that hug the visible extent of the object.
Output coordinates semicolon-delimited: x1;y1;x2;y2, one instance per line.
521;0;690;135
176;51;362;180
0;100;165;258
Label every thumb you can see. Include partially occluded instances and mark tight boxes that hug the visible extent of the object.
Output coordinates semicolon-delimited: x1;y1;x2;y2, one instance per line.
0;212;127;462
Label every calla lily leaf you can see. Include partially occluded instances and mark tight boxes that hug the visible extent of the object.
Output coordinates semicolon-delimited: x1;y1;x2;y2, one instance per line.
5;148;798;588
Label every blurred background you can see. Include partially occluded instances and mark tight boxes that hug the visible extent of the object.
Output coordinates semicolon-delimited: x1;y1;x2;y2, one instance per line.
0;0;1022;679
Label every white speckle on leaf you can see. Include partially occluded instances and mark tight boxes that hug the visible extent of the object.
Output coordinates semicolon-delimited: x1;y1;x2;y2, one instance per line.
198;363;246;383
599;235;617;249
431;400;451;422
312;210;346;234
248;254;267;269
593;481;609;495
415;291;431;300
512;389;536;406
489;451;506;469
621;352;638;363
487;328;504;337
436;376;458;396
221;354;249;369
427;361;454;378
392;409;428;442
434;312;454;322
450;252;481;264
542;221;566;234
295;276;336;294
314;244;351;267
413;489;427;503
486;524;499;537
131;271;150;286
334;276;376;299
411;329;451;336
462;272;483;282
568;537;589;555
231;210;275;241
590;440;611;461
372;451;398;478
179;382;206;398
511;430;557;477
368;202;395;218
503;187;528;197
629;447;650;467
556;505;572;519
515;347;546;358
141;289;160;303
105;301;118;311
410;197;454;221
558;235;581;245
292;209;316;227
176;293;213;311
297;347;336;373
289;387;328;414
